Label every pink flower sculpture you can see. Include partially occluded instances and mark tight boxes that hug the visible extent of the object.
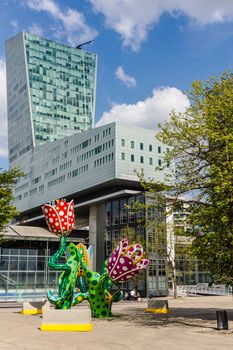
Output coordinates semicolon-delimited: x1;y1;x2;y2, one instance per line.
42;199;74;236
107;238;150;283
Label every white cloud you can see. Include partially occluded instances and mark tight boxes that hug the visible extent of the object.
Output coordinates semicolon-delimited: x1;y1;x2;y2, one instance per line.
0;59;8;158
115;66;136;88
96;86;189;130
28;23;44;36
26;0;97;45
10;19;19;31
89;0;233;50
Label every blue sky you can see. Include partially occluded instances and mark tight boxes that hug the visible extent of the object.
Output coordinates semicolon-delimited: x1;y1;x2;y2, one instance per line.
1;0;233;170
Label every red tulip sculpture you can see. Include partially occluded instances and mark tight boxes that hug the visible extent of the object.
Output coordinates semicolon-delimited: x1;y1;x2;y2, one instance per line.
42;199;74;236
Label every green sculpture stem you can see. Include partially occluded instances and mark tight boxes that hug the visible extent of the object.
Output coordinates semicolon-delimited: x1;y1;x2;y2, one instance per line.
47;239;123;315
48;236;70;272
77;276;87;293
47;236;80;309
74;250;123;318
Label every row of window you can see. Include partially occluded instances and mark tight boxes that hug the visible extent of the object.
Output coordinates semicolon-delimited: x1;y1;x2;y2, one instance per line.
77;140;114;163
67;129;113;157
121;153;162;166
48;175;65;188
45;168;57;179
45;128;114;163
15;151;115;200
59;160;72;172
105;195;144;227
94;153;114;168
67;164;89;179
121;139;162;153
103;127;111;138
105;227;145;257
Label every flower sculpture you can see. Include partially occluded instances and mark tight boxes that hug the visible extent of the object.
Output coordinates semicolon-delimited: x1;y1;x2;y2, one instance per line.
107;238;150;282
74;238;150;318
42;199;150;316
42;199;74;236
42;199;77;309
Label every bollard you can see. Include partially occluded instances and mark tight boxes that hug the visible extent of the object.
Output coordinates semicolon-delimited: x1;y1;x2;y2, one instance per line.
216;310;228;330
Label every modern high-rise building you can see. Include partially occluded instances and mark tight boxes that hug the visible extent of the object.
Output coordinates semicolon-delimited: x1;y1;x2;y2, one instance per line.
6;32;97;166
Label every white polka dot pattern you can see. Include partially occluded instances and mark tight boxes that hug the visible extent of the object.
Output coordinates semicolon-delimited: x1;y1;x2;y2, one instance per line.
107;238;150;282
42;199;75;236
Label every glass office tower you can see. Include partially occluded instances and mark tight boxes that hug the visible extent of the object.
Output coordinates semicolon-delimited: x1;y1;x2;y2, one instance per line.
6;32;97;165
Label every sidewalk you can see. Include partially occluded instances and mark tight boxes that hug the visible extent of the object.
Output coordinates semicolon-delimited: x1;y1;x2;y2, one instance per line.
0;296;232;350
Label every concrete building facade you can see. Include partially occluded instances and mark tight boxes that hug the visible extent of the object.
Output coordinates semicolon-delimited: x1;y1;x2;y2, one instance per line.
6;121;171;296
13;122;168;213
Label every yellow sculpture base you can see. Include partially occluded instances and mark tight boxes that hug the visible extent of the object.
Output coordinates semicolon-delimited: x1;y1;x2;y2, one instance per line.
21;309;42;315
145;308;169;314
40;323;93;332
40;309;93;332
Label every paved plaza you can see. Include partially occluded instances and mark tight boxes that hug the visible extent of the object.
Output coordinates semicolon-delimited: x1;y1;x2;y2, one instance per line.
0;296;232;350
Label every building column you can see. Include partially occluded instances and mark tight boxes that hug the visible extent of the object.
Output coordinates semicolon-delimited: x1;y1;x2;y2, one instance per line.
89;205;97;271
89;202;106;273
96;202;106;272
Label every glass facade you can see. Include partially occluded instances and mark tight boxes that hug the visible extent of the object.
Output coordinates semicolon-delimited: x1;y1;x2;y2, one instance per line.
104;193;212;297
0;240;67;298
6;32;97;164
104;194;148;296
0;249;58;292
25;33;97;143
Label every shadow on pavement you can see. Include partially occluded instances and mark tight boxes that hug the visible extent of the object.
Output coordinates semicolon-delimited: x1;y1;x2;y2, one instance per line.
105;306;233;330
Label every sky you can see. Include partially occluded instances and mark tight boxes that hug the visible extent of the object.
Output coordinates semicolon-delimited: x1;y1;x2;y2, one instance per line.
1;0;233;170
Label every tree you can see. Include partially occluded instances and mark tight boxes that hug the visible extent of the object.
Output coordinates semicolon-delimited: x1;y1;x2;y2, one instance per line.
156;71;233;285
0;167;23;239
127;183;194;298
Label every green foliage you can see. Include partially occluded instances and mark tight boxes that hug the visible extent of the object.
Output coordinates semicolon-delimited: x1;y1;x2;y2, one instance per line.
112;225;147;252
0;167;23;234
157;71;233;285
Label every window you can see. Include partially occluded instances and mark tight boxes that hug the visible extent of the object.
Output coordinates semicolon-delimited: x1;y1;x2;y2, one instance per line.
158;146;161;153
158;159;162;166
29;188;37;196
140;142;144;150
128;198;135;223
120;198;127;224
112;230;120;242
112;200;119;225
131;141;134;148
131;154;134;162
121;139;125;147
149;157;153;165
140;156;144;164
121;153;125;160
105;230;112;256
106;202;111;226
149;144;152;152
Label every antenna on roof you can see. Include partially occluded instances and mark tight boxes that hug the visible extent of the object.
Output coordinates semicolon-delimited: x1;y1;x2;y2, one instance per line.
76;40;94;49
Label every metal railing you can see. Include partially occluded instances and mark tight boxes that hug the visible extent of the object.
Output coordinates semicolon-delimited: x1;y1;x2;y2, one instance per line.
179;284;232;296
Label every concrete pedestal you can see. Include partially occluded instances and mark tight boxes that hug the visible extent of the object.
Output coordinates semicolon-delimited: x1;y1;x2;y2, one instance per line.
145;299;169;314
40;308;93;332
21;300;47;315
